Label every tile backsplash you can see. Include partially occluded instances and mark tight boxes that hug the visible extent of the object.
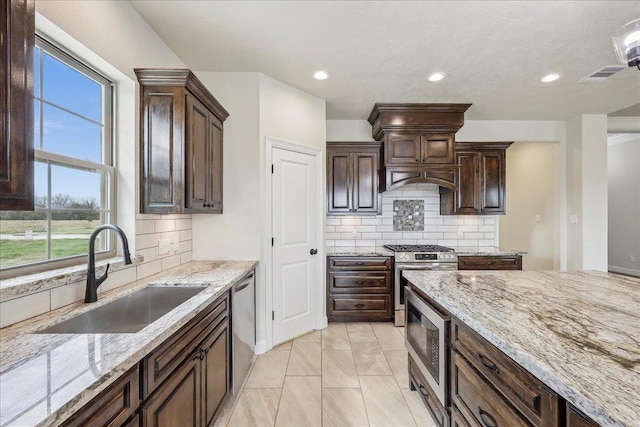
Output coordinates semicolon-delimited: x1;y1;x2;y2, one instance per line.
326;184;497;248
0;214;193;328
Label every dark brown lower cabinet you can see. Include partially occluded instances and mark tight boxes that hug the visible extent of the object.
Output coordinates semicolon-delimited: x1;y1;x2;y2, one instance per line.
141;355;202;427
327;256;393;322
458;255;522;270
566;403;600;427
64;290;233;427
61;365;139;427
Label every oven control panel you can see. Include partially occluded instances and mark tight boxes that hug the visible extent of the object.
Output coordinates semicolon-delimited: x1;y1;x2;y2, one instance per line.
394;252;458;263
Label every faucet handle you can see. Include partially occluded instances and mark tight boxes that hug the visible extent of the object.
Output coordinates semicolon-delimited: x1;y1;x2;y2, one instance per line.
96;263;110;287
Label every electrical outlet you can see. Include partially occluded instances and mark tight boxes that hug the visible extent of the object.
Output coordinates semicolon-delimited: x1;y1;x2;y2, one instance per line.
569;215;578;224
173;238;180;253
535;214;541;223
158;239;171;255
351;226;358;238
630;255;636;263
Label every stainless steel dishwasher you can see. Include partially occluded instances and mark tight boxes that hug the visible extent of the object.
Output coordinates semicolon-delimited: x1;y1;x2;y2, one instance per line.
231;270;256;395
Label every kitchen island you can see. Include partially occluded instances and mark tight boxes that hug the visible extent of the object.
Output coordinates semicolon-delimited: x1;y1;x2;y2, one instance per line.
0;260;257;427
403;269;640;427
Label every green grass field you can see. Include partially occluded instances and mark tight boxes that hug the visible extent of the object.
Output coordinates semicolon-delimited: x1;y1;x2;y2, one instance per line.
0;219;102;268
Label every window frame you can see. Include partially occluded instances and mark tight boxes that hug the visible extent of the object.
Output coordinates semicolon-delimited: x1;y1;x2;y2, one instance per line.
0;35;117;279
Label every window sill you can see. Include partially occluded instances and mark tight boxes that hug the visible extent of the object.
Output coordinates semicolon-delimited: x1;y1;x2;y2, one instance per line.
0;255;144;302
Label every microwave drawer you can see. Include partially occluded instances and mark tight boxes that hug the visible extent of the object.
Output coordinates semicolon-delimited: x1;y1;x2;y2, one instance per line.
409;356;449;427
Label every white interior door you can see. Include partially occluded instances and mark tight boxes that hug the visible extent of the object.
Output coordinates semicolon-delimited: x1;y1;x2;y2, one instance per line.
272;147;318;345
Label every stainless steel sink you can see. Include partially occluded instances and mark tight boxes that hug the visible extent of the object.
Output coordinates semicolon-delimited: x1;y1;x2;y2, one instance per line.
35;286;206;334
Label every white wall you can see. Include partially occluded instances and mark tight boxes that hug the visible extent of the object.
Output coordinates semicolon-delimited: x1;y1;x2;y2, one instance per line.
192;73;326;352
608;134;640;277
3;3;194;327
499;142;560;270
566;115;609;270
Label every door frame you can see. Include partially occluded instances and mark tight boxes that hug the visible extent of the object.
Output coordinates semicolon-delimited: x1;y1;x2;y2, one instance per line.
264;136;326;351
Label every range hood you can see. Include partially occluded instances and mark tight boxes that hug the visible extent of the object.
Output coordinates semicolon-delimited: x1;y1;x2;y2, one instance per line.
367;103;471;191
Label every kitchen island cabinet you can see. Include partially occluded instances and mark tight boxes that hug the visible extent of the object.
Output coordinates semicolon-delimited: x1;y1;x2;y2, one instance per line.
135;69;229;214
404;269;640;427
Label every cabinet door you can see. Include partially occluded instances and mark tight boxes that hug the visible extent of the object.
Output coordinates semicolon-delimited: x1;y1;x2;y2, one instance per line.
0;0;34;211
455;151;480;214
327;150;352;214
140;86;185;213
385;134;420;165
201;318;230;426
186;93;209;211
141;354;202;427
479;151;505;214
207;114;223;213
566;403;600;427
421;134;454;164
352;151;379;213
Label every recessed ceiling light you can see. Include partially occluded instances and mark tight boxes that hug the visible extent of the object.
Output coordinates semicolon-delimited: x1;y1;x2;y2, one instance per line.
313;70;329;80
428;72;445;82
541;73;561;83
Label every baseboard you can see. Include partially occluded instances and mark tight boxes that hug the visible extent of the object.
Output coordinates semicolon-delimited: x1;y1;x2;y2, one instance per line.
254;339;268;355
608;265;640;278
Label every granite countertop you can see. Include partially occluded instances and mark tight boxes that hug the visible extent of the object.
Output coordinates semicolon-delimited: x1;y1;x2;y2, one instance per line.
0;255;145;301
451;246;527;256
0;260;258;427
325;246;525;257
403;270;640;427
326;246;394;256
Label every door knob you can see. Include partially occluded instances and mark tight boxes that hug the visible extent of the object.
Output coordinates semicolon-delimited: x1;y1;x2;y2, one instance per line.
310;248;318;255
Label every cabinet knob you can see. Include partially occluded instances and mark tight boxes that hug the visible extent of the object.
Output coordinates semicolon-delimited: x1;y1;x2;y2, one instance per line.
203;203;207;207
422;158;426;162
415;159;419;162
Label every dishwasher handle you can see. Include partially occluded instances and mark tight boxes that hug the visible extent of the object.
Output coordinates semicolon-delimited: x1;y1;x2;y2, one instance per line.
235;281;251;292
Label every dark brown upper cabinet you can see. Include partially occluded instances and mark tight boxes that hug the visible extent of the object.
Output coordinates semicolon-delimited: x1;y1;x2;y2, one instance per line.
0;0;34;211
368;103;471;191
440;142;512;215
385;134;454;165
327;141;381;215
136;69;229;214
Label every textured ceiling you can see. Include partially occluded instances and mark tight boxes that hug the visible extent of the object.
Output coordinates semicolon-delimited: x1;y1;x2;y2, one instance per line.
129;1;640;120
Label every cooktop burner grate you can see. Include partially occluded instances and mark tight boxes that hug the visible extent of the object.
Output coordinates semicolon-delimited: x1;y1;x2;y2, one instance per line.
384;244;454;253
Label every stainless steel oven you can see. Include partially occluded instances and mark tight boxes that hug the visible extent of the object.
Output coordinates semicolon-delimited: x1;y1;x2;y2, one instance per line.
405;286;450;407
385;245;457;326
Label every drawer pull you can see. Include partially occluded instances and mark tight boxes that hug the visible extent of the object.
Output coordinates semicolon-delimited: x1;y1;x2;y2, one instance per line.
354;303;365;308
418;385;430;400
478;407;498;427
478;353;499;373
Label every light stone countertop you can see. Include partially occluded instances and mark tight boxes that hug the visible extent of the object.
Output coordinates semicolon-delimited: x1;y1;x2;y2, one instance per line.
0;260;257;427
403;269;640;427
0;255;145;301
325;246;525;257
325;246;394;257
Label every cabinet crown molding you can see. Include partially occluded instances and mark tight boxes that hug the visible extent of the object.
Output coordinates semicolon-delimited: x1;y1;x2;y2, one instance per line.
454;141;514;150
134;68;229;121
367;103;472;140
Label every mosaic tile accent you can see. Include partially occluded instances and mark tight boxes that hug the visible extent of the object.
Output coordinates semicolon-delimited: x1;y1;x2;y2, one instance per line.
393;200;424;231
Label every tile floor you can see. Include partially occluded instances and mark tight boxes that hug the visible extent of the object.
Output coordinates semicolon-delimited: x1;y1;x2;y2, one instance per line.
216;322;437;427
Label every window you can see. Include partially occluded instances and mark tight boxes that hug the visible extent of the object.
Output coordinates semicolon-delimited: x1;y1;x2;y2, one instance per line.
0;36;115;275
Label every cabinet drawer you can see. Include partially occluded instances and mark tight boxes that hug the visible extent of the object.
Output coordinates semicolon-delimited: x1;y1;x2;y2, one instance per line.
458;256;522;270
451;405;473;427
327;295;392;321
62;365;139;427
452;319;550;425
331;296;389;312
328;271;391;293
566;403;600;427
452;352;532;427
328;256;392;271
142;293;228;398
409;357;449;427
